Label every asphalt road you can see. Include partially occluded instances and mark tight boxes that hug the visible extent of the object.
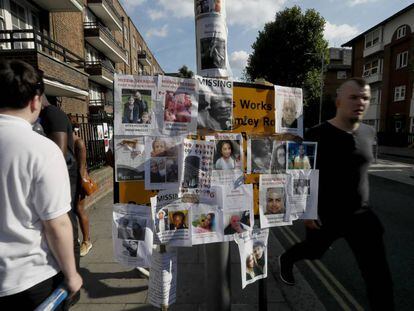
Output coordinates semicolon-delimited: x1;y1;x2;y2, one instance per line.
274;174;414;310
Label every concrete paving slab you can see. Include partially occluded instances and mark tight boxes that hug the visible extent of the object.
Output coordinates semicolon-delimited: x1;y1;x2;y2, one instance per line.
71;303;127;311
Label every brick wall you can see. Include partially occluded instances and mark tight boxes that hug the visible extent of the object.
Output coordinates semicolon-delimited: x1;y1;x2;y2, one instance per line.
61;97;89;115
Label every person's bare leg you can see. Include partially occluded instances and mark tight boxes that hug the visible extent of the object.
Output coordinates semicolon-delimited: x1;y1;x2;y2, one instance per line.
76;195;90;242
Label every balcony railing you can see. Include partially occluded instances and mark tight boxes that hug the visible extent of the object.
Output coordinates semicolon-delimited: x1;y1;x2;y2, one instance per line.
0;29;84;68
85;60;115;73
84;21;125;52
138;50;151;66
87;0;122;31
89;99;113;106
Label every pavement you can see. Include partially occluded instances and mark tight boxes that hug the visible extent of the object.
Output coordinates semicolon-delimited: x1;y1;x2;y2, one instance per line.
71;146;414;311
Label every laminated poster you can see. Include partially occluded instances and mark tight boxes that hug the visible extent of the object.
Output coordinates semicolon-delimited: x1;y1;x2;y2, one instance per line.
287;141;318;170
191;203;223;245
114;136;145;182
274;85;304;137
247;137;273;174
112;203;153;267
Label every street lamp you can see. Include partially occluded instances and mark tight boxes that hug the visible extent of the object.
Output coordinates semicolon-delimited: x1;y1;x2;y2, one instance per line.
305;52;325;124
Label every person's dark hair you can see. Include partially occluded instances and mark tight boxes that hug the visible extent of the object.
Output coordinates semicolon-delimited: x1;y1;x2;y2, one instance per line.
253;240;265;249
217;140;234;157
172;211;185;219
0;59;44;109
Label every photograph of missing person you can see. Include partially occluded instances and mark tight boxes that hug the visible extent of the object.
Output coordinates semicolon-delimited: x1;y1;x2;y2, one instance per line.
250;138;272;173
245;240;266;280
182;155;200;188
117;217;146;241
150;158;166;183
213;140;241;170
150;137;179;157
155;209;169;233
164;91;192;123
293;178;311;196
224;211;251;235
121;89;151;124
195;0;209;14
281;98;298;128
192;212;216;233
168;211;188;230
200;37;226;70
264;187;285;215
287;142;317;169
198;92;232;131
270;141;287;173
165;158;179;182
122;240;138;257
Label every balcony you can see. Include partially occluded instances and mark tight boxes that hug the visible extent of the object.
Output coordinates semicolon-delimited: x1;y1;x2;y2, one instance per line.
363;42;384;58
0;29;88;97
87;0;122;31
32;0;83;12
363;72;382;84
138;51;151;67
84;22;127;64
85;60;114;88
89;99;113;106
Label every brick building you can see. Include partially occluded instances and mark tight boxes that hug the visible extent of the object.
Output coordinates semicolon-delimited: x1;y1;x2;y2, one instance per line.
0;0;163;116
342;3;414;144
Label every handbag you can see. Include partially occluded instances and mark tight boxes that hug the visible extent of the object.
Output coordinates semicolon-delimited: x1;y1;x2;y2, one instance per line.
81;176;98;196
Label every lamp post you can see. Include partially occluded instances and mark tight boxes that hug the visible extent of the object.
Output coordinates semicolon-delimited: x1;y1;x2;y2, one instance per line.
305;52;325;124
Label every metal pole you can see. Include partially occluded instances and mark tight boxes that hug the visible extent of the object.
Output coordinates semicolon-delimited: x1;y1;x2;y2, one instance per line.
319;53;324;124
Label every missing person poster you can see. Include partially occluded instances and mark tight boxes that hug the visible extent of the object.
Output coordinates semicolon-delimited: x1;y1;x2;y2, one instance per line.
247;136;272;174
274;85;303;137
206;133;243;185
158;75;198;135
114;136;145;182
145;136;183;190
114;74;158;135
191;203;223;245
287;141;317;170
270;141;287;174
196;76;233;131
195;0;230;78
259;174;292;228
112;203;153;267
234;229;269;289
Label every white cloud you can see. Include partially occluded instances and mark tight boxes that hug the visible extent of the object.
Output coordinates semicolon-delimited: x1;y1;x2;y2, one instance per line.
230;50;249;71
146;24;169;38
324;21;360;46
156;0;194;18
120;0;146;10
347;0;379;6
148;9;165;20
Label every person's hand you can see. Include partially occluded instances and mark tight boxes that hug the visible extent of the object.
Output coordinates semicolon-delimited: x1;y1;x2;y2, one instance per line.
65;272;83;297
304;219;320;230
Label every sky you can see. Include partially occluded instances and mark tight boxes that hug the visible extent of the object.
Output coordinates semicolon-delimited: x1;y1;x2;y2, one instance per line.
121;0;413;79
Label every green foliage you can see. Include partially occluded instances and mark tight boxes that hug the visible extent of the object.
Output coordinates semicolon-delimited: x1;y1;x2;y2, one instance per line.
177;65;194;78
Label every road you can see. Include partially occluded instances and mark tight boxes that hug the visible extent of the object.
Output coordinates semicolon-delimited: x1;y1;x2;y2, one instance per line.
274;162;414;310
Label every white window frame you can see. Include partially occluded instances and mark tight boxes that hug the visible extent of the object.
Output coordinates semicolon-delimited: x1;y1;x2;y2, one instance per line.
370;88;381;105
365;28;380;48
396;25;407;39
132;36;136;49
123;24;128;41
394;85;406;102
396;51;408;69
363;59;382;77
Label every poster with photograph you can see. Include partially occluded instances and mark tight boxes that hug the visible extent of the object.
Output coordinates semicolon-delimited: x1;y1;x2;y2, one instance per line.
217;184;254;242
206;133;243;185
191;203;223;245
287;141;317;170
97;125;104;140
234;229;269;289
112;203;153;267
274;85;304;137
247;137;273;174
114;136;145;182
270;141;287;174
159;75;198;135
196;76;233;131
145;136;183;190
148;247;177;308
151;194;192;247
286;170;319;221
180;138;214;199
114;74;158;135
195;1;229;78
259;174;292;228
103;123;109;138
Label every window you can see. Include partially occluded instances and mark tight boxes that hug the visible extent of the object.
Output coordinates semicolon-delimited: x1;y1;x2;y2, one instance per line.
370;89;381;105
125;50;129;65
396;25;407;39
132;36;136;49
396;51;408;69
394;85;406;102
363;59;381;77
365;28;380;48
123;25;128;41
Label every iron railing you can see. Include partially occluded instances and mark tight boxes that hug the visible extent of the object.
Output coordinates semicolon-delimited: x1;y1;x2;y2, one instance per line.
87;0;122;23
84;21;126;54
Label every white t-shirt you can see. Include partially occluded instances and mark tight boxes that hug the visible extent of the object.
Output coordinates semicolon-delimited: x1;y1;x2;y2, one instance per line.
215;157;235;170
0;114;71;297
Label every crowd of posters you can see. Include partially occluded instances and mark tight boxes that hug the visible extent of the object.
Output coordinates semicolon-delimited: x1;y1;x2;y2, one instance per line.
112;203;153;267
114;136;145;182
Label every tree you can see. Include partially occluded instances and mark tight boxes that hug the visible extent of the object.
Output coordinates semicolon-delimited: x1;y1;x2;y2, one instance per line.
245;6;328;126
177;65;194;78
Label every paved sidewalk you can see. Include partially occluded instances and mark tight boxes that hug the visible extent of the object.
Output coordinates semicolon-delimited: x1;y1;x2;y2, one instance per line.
72;193;324;311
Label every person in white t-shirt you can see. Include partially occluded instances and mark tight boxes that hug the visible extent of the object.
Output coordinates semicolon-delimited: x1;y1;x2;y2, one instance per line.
215;140;236;170
0;59;82;309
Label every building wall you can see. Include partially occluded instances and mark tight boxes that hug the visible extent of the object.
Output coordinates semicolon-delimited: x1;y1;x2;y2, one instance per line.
383;9;414;44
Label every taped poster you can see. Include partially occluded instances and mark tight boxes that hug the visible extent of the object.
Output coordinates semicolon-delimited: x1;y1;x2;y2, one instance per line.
114;74;158;135
158;75;198;135
259;174;292;228
206;133;243;185
191;203;223;245
112;203;153;267
195;0;230;78
286;170;319;221
247;137;272;174
270;141;287;174
148;247;177;308
145;136;183;190
114;136;145;182
287;141;317;170
180;138;214;199
217;184;254;241
196;76;233;131
151;191;192;247
274;85;303;137
234;229;269;289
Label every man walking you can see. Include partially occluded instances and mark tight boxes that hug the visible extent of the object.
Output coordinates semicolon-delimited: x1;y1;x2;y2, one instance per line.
279;78;394;310
0;59;82;308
